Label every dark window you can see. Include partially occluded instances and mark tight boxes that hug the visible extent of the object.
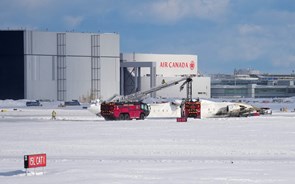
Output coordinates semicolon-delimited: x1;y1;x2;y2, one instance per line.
0;31;24;99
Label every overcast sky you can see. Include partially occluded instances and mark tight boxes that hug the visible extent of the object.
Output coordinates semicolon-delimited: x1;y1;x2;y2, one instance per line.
1;0;295;74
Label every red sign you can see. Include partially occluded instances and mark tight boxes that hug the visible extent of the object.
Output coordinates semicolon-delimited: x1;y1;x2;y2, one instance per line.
24;154;46;168
159;60;195;70
176;117;187;122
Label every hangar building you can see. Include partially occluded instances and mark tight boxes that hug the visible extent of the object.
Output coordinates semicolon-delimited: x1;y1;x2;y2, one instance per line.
0;30;120;101
0;30;210;101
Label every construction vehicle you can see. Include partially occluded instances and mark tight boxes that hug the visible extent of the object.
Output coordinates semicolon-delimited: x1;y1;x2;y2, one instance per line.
100;75;195;121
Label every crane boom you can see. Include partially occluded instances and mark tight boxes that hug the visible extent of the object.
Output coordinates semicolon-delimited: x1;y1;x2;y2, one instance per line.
124;75;195;101
106;75;195;102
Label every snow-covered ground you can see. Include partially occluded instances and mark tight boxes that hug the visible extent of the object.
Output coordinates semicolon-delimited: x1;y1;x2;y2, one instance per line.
1;99;295;183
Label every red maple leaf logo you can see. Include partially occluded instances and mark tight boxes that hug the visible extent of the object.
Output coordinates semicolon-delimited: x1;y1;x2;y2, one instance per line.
190;61;195;70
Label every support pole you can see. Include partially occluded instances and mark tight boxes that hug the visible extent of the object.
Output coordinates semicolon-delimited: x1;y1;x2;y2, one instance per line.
187;80;192;100
138;67;141;91
150;66;156;98
120;67;124;95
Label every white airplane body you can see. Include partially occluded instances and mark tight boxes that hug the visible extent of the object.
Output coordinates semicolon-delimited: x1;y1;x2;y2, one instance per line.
199;100;258;118
88;99;101;117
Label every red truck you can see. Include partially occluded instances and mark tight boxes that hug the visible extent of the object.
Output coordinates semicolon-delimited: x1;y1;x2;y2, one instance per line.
181;100;201;118
100;101;150;121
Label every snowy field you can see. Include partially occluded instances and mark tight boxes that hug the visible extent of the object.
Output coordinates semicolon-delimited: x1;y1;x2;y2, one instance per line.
1;99;295;183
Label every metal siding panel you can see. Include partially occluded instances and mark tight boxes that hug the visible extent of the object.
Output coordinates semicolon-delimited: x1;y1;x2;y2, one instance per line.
31;31;57;55
100;58;120;100
100;34;120;57
66;57;91;101
25;56;57;100
66;33;91;56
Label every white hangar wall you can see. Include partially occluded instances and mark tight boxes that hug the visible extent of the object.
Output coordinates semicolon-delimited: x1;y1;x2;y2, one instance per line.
24;31;58;100
24;31;120;101
121;53;198;76
121;53;211;99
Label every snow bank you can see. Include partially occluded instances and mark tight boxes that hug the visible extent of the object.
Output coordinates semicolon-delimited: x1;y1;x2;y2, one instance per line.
0;99;27;108
1;99;295;183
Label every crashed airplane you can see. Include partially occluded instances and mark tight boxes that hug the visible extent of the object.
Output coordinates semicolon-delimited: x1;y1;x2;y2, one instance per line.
88;98;260;119
147;99;260;119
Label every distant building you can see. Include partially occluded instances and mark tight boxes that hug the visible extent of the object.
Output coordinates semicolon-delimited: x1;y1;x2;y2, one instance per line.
211;69;295;98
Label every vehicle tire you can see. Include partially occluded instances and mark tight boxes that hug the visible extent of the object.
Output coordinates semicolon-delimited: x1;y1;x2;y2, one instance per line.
124;114;130;120
119;113;124;120
140;113;145;120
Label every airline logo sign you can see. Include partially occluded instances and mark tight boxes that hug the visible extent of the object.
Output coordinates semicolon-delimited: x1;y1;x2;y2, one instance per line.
159;60;195;71
24;153;47;169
